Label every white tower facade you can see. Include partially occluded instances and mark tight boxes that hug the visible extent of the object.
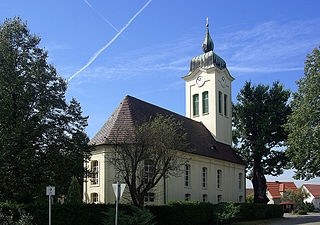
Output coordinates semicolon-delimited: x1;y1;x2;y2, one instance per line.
182;23;234;145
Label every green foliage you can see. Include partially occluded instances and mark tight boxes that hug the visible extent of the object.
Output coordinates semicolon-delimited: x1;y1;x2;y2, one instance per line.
233;81;291;203
110;114;189;208
295;209;307;215
299;202;315;212
213;202;240;225
66;176;82;203
236;203;283;220
104;205;155;225
0;202;33;225
285;45;320;180
246;194;254;203
282;187;310;210
0;17;92;203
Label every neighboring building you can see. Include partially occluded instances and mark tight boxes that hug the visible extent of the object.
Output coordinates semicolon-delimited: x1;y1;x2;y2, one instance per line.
84;22;246;204
266;181;298;204
302;184;320;209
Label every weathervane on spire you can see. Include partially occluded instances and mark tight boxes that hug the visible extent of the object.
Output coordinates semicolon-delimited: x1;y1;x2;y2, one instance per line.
202;17;214;53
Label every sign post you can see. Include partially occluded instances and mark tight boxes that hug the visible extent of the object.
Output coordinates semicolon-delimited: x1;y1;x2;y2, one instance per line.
46;186;55;225
112;182;126;225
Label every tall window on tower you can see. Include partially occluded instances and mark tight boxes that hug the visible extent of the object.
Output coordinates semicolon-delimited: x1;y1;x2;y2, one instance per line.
218;91;222;114
224;94;227;116
193;94;199;116
202;91;209;114
91;160;99;185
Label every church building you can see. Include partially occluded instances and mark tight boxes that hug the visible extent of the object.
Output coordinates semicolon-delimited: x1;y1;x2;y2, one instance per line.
84;21;246;204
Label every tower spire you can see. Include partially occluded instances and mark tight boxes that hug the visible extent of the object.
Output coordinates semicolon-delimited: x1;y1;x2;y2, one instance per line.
202;17;214;53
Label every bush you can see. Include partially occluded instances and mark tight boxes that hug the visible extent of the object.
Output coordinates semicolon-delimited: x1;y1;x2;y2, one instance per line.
236;203;283;221
213;202;240;224
104;205;155;225
299;203;315;212
0;202;33;225
295;209;307;215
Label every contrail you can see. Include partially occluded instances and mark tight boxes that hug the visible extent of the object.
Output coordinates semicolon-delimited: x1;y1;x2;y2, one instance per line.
83;0;121;34
68;0;152;82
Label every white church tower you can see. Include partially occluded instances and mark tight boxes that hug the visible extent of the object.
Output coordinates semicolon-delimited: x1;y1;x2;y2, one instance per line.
182;19;234;145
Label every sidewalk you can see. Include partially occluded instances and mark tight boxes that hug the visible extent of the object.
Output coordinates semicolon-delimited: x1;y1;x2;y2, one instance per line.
269;213;320;225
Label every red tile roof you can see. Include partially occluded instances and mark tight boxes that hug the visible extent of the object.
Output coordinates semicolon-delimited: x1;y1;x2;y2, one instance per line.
266;182;298;198
90;95;245;165
303;185;320;198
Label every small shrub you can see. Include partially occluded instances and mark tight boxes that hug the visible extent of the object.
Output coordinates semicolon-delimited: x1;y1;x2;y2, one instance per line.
0;203;33;225
104;205;155;225
299;203;315;212
295;209;307;215
213;202;240;225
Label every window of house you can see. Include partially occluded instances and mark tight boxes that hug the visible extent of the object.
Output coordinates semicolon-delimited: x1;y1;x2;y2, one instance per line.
217;169;222;189
202;167;207;188
224;94;227;116
193;94;199;116
91;193;98;203
217;195;222;203
239;195;243;202
238;173;243;190
144;193;155;202
185;165;191;187
144;160;153;183
91;160;99;185
202;194;208;202
185;193;191;201
202;91;209;114
218;91;222;114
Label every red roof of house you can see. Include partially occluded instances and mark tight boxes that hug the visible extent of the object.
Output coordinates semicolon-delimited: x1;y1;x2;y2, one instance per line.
266;182;298;198
303;184;320;198
280;202;294;205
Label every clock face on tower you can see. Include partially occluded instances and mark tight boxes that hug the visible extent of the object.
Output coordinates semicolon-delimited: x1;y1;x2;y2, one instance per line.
196;75;205;87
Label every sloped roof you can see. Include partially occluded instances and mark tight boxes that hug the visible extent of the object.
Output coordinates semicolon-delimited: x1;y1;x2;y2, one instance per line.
303;184;320;198
90;95;245;165
266;182;298;198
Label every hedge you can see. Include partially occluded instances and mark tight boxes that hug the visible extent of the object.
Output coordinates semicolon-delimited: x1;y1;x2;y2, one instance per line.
1;201;283;225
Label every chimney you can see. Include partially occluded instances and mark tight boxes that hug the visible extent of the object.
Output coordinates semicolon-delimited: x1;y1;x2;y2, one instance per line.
279;183;285;196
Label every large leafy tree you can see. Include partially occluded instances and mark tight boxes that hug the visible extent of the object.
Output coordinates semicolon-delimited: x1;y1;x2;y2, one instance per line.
0;17;91;203
233;81;291;203
109;114;189;208
285;46;320;180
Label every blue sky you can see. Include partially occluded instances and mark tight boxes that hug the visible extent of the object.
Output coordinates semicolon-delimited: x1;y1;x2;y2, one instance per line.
1;0;320;187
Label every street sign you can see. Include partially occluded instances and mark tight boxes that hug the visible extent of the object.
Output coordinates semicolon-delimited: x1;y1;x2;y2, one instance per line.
46;186;55;196
112;183;126;200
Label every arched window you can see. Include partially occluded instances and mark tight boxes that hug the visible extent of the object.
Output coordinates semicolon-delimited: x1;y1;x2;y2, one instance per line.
202;167;207;188
238;173;243;190
185;164;191;186
193;94;199;116
144;160;153;183
202;91;209;114
217;169;222;189
224;94;227;116
91;160;99;185
239;195;243;202
91;193;98;203
218;91;222;114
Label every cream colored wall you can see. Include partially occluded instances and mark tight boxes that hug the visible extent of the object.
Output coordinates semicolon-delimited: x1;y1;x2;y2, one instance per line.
183;67;233;145
84;147;246;205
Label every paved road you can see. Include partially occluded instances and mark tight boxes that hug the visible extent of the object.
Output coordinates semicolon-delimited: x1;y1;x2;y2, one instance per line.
269;213;320;225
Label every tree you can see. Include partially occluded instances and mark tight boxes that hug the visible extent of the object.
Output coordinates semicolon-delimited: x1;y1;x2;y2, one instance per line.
0;17;92;203
282;187;310;210
233;81;291;203
66;176;82;203
285;46;320;180
109;114;189;208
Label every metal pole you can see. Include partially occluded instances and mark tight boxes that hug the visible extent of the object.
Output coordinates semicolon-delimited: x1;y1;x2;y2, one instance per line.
115;181;120;225
49;194;51;225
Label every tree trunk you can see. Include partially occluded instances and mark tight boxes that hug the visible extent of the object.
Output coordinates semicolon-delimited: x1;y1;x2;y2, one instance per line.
252;161;269;203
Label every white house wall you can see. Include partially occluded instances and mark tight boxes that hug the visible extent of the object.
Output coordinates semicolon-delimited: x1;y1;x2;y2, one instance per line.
84;146;246;204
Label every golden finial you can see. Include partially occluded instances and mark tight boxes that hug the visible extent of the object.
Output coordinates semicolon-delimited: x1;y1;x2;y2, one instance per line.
206;17;209;28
